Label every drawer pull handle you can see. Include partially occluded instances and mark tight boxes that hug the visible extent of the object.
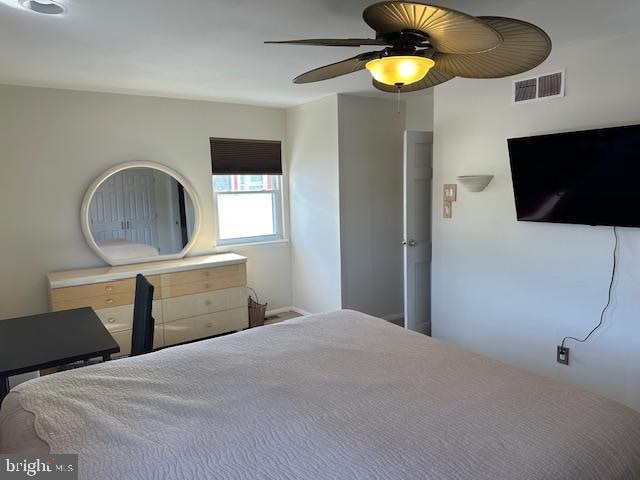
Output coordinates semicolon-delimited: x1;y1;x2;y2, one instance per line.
204;283;211;289
205;323;213;328
204;272;211;277
105;286;114;292
106;299;114;304
107;317;116;324
205;300;212;306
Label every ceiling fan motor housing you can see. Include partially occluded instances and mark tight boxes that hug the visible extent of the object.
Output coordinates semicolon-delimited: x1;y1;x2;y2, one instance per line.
378;29;432;48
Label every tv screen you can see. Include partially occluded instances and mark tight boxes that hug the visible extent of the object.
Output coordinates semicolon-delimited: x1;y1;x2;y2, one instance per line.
508;124;640;227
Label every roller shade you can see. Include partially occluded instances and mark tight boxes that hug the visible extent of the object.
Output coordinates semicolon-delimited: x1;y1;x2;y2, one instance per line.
210;138;282;175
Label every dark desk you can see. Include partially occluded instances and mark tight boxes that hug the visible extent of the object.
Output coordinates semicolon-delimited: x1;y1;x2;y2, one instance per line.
0;307;120;402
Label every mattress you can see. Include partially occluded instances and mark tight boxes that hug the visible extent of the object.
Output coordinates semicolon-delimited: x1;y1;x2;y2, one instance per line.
1;310;640;479
96;238;159;261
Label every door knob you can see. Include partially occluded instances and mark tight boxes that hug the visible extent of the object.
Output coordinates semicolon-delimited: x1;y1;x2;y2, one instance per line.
403;239;417;247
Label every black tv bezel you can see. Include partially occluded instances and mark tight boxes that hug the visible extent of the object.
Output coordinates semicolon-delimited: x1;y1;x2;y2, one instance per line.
507;123;640;228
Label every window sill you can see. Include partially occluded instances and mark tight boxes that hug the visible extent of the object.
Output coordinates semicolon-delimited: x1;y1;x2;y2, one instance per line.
215;239;290;252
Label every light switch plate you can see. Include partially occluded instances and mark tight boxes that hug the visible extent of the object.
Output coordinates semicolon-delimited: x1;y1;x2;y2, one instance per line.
443;200;453;219
444;184;457;202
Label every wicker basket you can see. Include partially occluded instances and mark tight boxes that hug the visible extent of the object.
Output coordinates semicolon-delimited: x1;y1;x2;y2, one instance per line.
248;288;267;328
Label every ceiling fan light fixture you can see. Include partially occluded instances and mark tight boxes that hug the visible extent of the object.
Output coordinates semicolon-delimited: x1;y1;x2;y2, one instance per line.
365;56;435;87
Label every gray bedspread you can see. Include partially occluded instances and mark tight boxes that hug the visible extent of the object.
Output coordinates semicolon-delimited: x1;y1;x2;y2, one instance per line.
2;310;640;479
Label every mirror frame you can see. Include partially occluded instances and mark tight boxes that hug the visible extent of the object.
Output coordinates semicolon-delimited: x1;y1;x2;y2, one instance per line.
81;161;202;266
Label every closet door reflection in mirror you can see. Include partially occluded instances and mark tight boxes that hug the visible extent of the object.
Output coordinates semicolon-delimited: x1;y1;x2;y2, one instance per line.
82;163;200;266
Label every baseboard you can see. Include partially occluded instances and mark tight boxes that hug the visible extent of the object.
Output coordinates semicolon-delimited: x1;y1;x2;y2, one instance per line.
383;312;404;322
291;306;312;316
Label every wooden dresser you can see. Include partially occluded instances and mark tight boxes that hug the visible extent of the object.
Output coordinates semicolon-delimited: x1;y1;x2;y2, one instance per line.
48;254;248;356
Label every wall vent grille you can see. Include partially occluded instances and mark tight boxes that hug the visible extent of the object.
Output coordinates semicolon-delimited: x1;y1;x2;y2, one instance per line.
514;78;537;102
513;69;565;104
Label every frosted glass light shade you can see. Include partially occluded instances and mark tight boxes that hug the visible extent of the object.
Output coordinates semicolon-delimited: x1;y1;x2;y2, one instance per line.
365;56;435;86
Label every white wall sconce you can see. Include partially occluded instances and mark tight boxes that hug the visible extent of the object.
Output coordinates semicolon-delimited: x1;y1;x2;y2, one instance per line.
456;175;494;192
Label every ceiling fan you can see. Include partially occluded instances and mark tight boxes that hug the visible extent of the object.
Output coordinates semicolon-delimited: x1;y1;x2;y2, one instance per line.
266;1;552;93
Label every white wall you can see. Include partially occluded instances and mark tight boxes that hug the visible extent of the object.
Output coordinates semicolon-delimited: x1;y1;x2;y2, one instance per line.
287;95;342;313
431;30;640;411
337;94;405;319
405;92;434;132
0;85;291;320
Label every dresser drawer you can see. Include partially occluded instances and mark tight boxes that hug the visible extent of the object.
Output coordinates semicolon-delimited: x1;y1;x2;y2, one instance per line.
51;275;162;311
164;307;248;346
52;292;133;311
94;300;163;332
51;276;161;303
162;287;247;322
162;275;246;299
160;264;245;288
51;278;135;304
111;324;165;357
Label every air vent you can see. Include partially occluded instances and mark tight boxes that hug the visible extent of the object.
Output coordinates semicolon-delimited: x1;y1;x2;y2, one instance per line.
513;69;565;104
514;78;537;102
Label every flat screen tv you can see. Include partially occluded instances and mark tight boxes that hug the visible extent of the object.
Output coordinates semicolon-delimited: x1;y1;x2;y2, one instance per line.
508;124;640;227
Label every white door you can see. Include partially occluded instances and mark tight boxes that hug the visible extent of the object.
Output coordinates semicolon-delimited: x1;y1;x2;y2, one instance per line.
89;172;126;241
122;169;159;248
403;131;433;334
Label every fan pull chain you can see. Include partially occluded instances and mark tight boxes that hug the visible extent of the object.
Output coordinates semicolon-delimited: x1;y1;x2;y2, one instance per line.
396;84;402;114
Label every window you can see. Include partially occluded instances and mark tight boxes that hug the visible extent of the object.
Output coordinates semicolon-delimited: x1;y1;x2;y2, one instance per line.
213;174;283;243
210;138;284;245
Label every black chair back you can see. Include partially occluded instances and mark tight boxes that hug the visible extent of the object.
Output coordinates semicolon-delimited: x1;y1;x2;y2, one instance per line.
131;274;155;356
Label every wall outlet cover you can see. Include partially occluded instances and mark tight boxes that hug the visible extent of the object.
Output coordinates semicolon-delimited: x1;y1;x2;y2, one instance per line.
557;346;570;366
444;184;457;202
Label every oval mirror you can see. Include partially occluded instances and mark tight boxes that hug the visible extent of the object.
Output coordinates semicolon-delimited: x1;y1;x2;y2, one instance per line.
81;162;201;266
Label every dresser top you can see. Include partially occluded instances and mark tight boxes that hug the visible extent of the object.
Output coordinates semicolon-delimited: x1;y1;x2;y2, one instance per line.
48;253;247;289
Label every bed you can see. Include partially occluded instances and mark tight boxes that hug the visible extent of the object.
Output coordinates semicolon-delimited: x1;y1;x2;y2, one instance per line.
1;310;639;479
96;238;160;262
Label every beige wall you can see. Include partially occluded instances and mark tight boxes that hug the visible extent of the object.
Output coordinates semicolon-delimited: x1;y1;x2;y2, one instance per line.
0;85;291;320
338;94;405;319
430;30;640;411
286;95;342;313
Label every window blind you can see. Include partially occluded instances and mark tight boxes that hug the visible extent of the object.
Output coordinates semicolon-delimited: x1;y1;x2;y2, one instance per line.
210;138;282;175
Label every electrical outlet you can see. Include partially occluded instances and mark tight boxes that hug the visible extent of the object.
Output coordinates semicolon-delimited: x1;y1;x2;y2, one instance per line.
557;346;570;365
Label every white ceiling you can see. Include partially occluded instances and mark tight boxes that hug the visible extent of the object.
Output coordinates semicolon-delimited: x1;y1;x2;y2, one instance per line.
0;0;639;107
